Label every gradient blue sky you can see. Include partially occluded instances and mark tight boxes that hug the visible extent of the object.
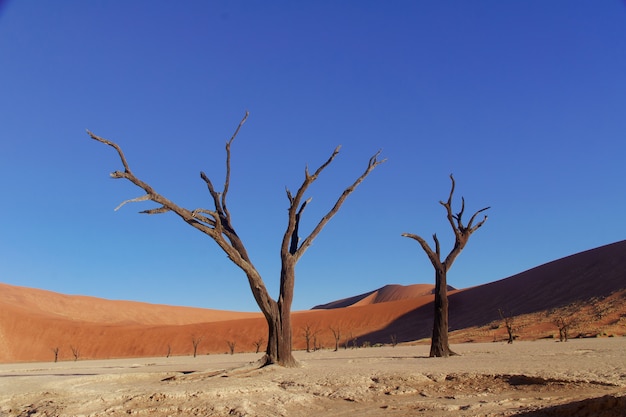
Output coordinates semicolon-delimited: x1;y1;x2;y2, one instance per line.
1;1;625;312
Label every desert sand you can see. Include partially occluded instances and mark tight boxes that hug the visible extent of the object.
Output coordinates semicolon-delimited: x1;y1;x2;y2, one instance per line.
1;338;625;416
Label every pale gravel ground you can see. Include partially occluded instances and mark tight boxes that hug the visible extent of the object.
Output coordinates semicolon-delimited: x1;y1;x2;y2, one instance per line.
1;338;625;416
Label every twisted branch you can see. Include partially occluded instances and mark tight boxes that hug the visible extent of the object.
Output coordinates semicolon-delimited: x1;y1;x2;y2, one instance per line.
403;174;489;270
86;113;253;266
284;149;386;262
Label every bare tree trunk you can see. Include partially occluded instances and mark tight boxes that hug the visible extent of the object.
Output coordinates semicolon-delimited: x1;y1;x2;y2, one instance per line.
191;335;202;358
430;269;455;357
51;347;59;363
261;300;296;367
330;326;341;351
255;263;297;366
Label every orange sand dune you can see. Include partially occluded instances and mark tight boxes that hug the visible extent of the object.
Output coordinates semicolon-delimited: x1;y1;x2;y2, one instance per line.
0;283;259;326
1;240;625;363
312;283;439;309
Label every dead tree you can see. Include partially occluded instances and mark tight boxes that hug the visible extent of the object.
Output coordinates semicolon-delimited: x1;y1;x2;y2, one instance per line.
87;112;384;367
226;340;236;355
70;345;80;361
343;332;353;350
302;323;319;353
51;347;60;363
498;308;515;344
313;333;321;351
351;336;359;349
329;326;341;351
390;334;398;347
253;338;264;354
191;335;203;357
402;175;489;357
554;317;572;342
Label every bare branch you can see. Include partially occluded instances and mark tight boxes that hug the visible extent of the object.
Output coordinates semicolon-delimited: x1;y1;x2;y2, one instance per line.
86;123;259;278
294;149;385;260
200;171;222;212
87;130;132;174
454;196;466;226
440;175;460;236
191;208;218;224
280;146;342;258
309;146;341;180
445;173;455;206
433;233;441;259
286;188;294;204
289;197;312;254
140;206;171;215
222;111;249;218
298;197;313;215
114;194;151;211
467;206;490;231
402;232;442;270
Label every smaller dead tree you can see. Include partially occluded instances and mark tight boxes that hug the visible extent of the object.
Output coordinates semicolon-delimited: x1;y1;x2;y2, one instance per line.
302;323;319;353
226;340;236;355
166;344;171;358
329;326;341;351
342;331;358;349
390;334;398;347
253;338;264;354
51;347;60;363
70;345;80;362
403;174;489;358
498;308;515;344
191;335;203;357
554;317;573;342
313;333;321;351
351;336;359;349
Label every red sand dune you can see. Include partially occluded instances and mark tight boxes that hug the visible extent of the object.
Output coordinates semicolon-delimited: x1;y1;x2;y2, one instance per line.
1;240;625;363
311;283;442;309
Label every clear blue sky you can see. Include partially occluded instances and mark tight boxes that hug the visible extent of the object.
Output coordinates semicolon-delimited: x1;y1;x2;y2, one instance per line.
1;1;625;312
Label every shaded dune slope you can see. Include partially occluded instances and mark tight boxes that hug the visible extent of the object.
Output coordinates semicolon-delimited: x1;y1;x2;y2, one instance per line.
361;240;626;343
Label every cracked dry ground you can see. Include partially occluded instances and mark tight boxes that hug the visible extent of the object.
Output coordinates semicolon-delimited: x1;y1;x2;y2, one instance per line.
1;340;625;416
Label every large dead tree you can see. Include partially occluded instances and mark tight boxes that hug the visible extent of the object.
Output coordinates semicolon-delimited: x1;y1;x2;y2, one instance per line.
402;175;489;357
87;112;384;367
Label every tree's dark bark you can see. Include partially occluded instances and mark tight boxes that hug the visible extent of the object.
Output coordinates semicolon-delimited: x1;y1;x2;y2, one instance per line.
258;295;297;367
259;278;297;366
429;269;456;357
